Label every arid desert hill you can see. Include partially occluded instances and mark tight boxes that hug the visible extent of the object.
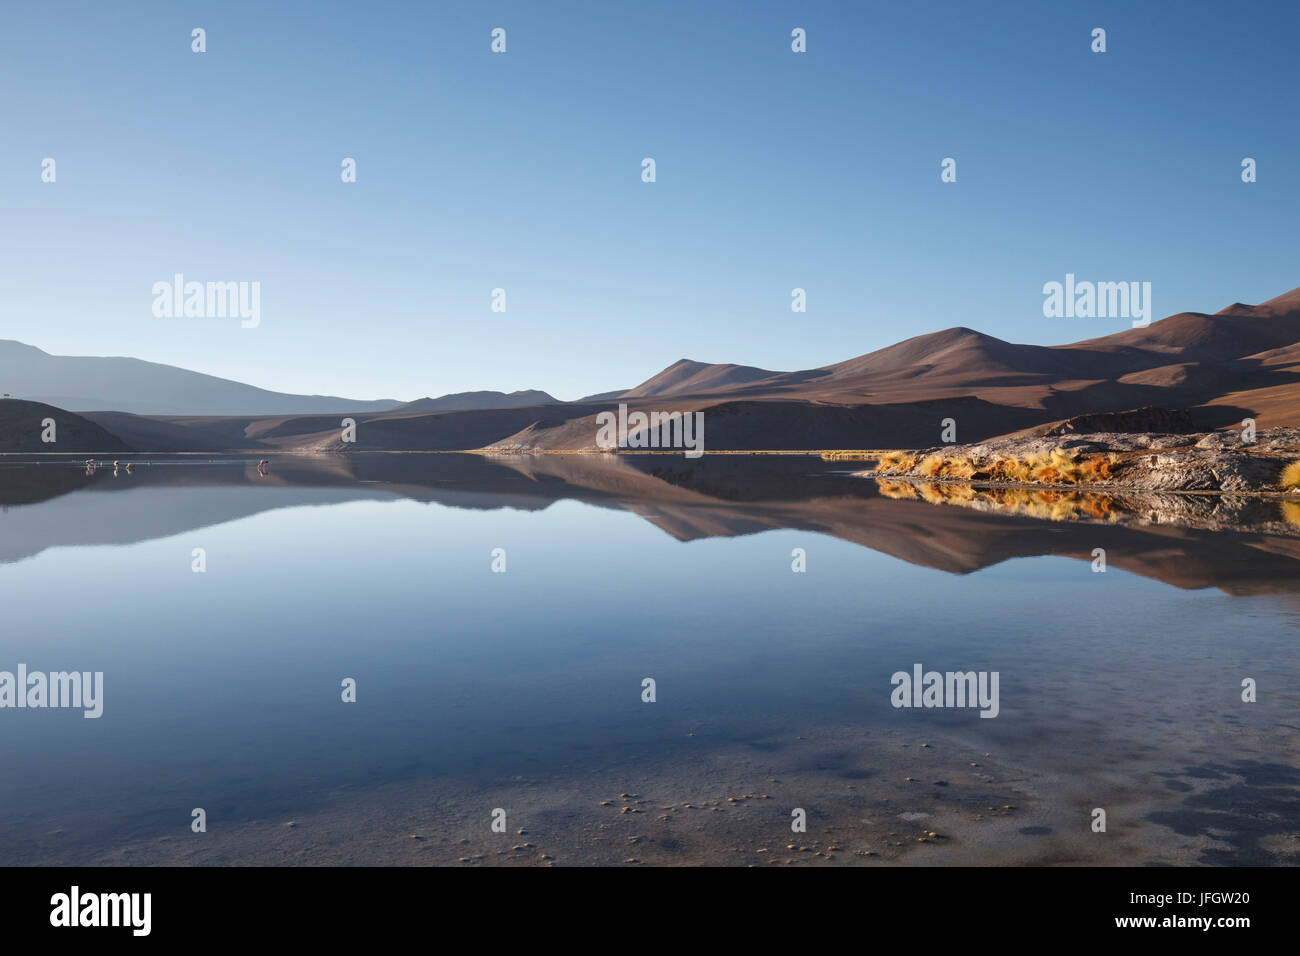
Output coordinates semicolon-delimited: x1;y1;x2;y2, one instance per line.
479;285;1300;451
472;287;1300;452
620;358;783;398
5;285;1300;453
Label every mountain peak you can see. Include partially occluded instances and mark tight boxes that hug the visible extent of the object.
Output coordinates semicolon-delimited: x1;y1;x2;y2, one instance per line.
623;359;782;399
1254;285;1300;316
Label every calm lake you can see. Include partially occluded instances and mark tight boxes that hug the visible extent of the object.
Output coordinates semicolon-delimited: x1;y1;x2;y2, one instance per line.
1;454;1297;866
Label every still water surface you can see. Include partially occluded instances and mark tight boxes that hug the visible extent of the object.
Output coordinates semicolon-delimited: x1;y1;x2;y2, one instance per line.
1;454;1296;865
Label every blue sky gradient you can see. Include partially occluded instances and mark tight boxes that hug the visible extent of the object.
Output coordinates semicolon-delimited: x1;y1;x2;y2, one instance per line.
2;0;1297;400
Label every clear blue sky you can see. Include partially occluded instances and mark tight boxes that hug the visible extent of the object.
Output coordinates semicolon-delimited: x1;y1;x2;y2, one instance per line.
2;0;1297;401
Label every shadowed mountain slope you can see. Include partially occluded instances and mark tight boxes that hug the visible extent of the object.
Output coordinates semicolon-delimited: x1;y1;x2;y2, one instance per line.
0;399;132;452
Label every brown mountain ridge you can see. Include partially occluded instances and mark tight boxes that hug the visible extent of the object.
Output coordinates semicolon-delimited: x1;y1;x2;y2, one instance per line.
4;285;1299;453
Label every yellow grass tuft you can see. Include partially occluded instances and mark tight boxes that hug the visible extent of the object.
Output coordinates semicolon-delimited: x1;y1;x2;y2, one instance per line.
984;449;1120;486
1280;460;1300;490
875;447;1122;485
875;451;919;473
911;453;978;479
918;454;945;477
987;456;1033;483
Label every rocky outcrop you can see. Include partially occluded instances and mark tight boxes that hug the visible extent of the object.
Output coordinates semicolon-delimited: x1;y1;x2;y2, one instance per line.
1041;406;1197;436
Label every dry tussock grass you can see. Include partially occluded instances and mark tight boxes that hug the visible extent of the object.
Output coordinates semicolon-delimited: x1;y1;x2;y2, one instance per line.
1280;460;1300;490
875;451;919;472
879;448;1122;485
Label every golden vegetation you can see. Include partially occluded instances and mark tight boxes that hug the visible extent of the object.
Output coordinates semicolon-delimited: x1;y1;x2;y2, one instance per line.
875;451;920;472
918;454;978;479
876;447;1122;485
988;449;1121;485
1280;460;1300;490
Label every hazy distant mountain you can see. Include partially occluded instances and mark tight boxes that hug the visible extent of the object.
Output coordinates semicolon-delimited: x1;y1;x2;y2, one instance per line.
391;390;557;412
0;340;402;415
